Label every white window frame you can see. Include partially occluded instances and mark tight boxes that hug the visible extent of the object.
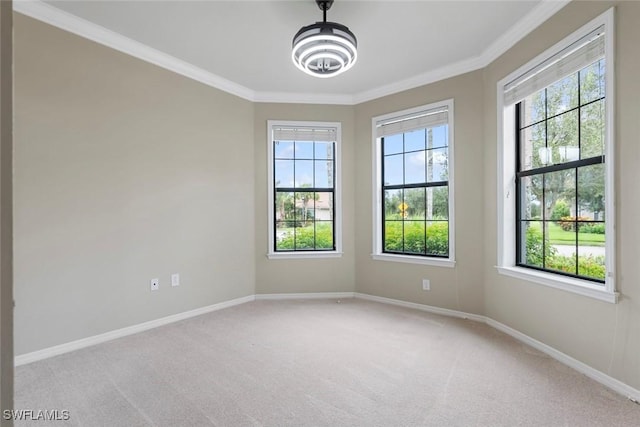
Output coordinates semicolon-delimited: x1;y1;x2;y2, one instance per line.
496;8;617;303
371;99;456;267
267;120;343;259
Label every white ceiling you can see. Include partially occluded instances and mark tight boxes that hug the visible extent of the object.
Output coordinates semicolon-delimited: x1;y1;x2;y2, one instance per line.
18;0;570;104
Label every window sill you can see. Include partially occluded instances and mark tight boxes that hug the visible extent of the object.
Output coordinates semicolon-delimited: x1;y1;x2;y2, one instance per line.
267;251;343;260
496;266;618;303
371;253;455;268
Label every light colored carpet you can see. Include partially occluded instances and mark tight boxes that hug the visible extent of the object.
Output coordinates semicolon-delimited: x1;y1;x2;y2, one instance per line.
14;298;640;426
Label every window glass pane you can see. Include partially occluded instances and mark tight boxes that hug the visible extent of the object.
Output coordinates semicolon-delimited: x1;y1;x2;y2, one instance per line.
580;59;605;105
520;122;546;170
426;221;448;256
519;221;544;268
275;160;294;187
405;129;425;152
430;125;448;149
294;230;315;250
275;221;294;251
314;142;333;160
383;134;403;155
428;186;448;220
294;141;314;159
577;164;605;221
315;221;334;249
384;189;403;220
384;221;403;252
384;154;403;186
580;99;605;159
427;148;448;182
314;160;333;188
577;229;605;281
295;191;316;225
547;73;579;117
404;150;426;184
274;141;294;159
547;110;578;164
519;176;542;220
313;192;333;222
294;160;314;187
275;191;295;223
544;169;575;221
546;221;577;276
404;221;426;255
404;188;425;221
520;90;546;127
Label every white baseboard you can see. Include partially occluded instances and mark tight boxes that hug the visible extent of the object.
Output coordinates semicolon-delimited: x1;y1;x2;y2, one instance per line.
485;318;640;403
255;292;355;300
354;292;486;322
14;290;640;403
14;294;255;366
354;292;640;403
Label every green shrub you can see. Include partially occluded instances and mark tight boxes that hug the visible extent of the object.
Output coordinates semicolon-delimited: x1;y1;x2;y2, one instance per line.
558;216;592;231
551;200;571;221
525;225;555;266
578;222;605;235
277;223;333;250
546;254;605;280
384;221;448;256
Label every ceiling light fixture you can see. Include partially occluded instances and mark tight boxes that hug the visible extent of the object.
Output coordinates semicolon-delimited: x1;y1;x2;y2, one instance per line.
292;0;358;78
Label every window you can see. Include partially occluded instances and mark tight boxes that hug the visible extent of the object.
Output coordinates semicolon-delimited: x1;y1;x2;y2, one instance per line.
372;100;455;267
497;9;616;302
267;121;342;259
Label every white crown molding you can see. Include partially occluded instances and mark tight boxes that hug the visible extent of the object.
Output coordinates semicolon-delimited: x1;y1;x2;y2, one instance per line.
480;0;572;66
14;0;571;105
352;0;571;104
13;0;256;102
253;91;355;106
352;55;484;104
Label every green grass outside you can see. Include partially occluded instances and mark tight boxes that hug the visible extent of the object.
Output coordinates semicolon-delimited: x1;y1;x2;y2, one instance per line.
530;222;605;246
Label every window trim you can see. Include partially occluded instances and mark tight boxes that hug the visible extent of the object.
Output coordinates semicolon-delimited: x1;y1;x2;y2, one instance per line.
371;99;456;267
496;8;617;303
266;120;343;259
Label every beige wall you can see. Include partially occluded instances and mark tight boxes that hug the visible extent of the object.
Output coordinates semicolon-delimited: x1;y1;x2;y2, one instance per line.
354;72;486;315
254;103;355;294
11;0;640;395
1;1;13;422
14;15;255;355
483;1;640;391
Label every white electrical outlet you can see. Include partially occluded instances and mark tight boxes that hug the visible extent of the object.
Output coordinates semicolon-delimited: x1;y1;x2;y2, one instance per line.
171;273;180;287
422;279;430;291
150;278;159;291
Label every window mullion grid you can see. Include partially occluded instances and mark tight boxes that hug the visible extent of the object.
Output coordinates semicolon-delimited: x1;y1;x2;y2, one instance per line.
520;96;604;132
402;133;406;254
575;73;582;276
293;142;297;250
331;142;336;250
424;129;429;253
312;142;316;250
515;103;522;265
381;137;386;254
542;88;548;271
273;143;278;253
